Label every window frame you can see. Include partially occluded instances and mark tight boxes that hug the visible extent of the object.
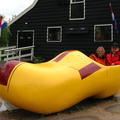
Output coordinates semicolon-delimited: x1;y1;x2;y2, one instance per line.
47;26;62;42
94;24;113;42
69;0;85;20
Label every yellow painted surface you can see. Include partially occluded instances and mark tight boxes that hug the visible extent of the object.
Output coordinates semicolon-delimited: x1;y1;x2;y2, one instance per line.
0;50;120;114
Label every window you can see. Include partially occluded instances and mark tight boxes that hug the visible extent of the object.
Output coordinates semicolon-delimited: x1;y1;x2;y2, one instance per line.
94;24;113;42
47;26;62;42
70;0;85;20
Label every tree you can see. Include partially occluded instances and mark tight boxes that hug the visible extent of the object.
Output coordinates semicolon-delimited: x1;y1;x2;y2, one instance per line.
0;26;10;46
0;15;10;47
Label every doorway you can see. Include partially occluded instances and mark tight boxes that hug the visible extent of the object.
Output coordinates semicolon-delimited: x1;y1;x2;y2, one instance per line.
17;30;34;47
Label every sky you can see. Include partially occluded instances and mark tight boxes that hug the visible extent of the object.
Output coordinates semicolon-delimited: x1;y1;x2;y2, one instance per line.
0;0;35;21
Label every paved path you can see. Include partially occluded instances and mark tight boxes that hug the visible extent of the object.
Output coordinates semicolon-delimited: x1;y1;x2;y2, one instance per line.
0;98;7;112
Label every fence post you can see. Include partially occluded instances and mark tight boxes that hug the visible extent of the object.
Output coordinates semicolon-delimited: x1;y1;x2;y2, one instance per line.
0;50;1;61
31;47;34;61
19;50;21;61
6;51;9;62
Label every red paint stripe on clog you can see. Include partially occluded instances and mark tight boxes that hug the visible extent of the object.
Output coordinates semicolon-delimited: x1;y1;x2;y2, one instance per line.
0;61;22;86
79;63;101;79
53;50;75;62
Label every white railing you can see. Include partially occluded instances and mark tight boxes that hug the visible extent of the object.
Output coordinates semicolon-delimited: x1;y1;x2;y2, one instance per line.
0;46;16;61
4;46;35;62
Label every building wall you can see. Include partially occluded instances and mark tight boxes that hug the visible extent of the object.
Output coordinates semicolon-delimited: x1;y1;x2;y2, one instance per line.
9;0;120;61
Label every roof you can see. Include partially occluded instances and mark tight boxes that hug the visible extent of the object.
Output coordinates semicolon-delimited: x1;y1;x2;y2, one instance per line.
8;0;38;26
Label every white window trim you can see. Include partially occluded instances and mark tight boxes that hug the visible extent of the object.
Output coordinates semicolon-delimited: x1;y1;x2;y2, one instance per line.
47;26;62;42
94;24;113;42
69;0;85;20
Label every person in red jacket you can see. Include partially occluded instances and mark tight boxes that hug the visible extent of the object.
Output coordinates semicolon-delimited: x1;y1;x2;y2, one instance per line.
106;43;120;66
89;46;107;65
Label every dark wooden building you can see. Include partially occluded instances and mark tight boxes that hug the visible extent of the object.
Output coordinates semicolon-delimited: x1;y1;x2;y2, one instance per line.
8;0;120;61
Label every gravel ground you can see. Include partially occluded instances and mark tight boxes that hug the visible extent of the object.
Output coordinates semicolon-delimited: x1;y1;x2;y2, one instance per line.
0;92;120;120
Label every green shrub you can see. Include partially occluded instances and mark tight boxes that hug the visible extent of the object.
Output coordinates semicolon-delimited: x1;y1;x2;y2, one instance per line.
34;56;45;63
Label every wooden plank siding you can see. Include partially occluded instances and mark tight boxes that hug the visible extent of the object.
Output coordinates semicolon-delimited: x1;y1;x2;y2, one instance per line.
9;0;120;61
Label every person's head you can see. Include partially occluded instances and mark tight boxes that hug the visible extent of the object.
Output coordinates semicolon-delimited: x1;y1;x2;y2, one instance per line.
111;43;119;54
96;46;105;58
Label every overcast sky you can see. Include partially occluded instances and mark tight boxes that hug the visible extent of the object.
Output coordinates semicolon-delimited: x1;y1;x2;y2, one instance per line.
0;0;35;21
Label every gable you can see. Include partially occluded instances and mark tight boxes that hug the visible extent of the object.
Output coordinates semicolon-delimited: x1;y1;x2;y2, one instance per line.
8;0;38;26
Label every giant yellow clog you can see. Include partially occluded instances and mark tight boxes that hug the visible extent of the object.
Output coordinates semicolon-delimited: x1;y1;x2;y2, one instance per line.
0;50;120;114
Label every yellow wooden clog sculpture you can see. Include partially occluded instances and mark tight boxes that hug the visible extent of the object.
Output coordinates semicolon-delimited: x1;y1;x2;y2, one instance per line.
0;50;120;114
